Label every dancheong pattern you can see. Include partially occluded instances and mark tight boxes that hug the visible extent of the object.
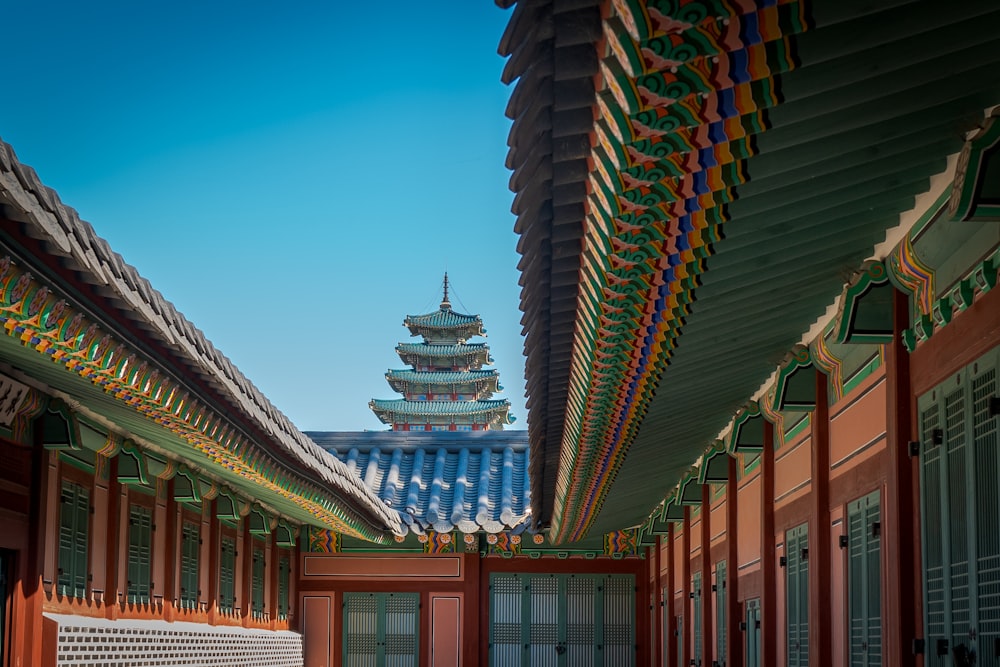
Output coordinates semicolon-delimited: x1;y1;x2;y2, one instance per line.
549;0;807;542
0;257;389;542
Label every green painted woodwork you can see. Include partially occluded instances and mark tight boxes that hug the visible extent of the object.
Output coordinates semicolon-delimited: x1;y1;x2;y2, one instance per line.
126;505;153;605
116;442;149;487
717;561;728;666
179;521;199;610
173;466;200;504
247;506;270;537
950;108;1000;222
275;521;296;549
277;556;290;621
0;260;394;542
693;571;703;666
698;444;731;484
785;523;809;667
918;348;1000;664
218;536;236;614
57;481;89;599
251;547;265;618
847;491;881;667
834;261;895;345
215;491;240;523
488;572;635;667
728;405;765;455
343;592;419;667
39;400;81;450
678;477;703;506
746;598;762;667
772;347;817;413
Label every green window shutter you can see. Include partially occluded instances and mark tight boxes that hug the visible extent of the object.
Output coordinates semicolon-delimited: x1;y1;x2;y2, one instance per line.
786;523;809;667
746;598;761;667
57;481;89;598
717;561;727;666
972;355;1000;662
344;592;418;667
219;536;236;614
277;556;290;620
944;383;972;654
919;396;946;648
127;505;152;604
179;521;199;609
693;571;702;665
848;492;882;667
251;547;265;618
488;573;635;667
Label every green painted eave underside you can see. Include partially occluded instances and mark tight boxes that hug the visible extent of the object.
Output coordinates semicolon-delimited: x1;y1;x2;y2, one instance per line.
386;369;499;385
562;3;1000;537
0;333;385;535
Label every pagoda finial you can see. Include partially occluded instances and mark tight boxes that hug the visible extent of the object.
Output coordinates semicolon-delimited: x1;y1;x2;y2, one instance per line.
441;272;451;310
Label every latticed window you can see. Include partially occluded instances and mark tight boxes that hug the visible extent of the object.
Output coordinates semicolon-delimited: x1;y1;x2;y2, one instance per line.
277;556;290;620
344;592;418;667
219;536;236;613
716;560;727;666
918;349;999;664
126;505;152;604
785;523;809;667
57;481;89;598
847;491;881;666
179;521;199;609
692;571;703;666
489;573;635;666
251;547;265;619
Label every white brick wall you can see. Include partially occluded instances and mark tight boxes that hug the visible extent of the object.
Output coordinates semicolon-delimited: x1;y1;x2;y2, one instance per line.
44;614;303;667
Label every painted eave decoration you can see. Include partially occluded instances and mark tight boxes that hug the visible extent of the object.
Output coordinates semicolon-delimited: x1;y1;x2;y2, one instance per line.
0;139;402;542
499;0;1000;542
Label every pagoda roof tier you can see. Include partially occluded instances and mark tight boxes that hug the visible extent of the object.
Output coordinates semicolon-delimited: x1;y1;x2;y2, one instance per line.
386;369;501;394
369;398;512;419
396;342;491;366
404;308;485;338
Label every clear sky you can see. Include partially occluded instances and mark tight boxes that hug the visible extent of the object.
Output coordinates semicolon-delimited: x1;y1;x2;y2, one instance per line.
1;1;527;431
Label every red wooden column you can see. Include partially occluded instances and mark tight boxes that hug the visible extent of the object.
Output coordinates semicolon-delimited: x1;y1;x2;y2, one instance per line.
240;520;252;626
726;456;742;667
666;523;678;667
682;507;692;667
885;289;917;665
104;457;122;621
701;484;714;667
809;369;833;667
162;478;178;622
24;440;51;667
207;499;220;625
761;420;778;667
654;535;663;667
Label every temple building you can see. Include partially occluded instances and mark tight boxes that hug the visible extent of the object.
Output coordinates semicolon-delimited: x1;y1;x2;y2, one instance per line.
3;1;1000;666
369;276;514;431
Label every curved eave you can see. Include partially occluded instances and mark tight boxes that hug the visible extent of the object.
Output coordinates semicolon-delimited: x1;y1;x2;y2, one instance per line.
0;139;401;542
502;0;1000;542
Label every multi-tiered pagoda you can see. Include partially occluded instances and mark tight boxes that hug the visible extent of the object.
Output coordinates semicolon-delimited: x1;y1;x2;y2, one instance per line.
370;276;514;431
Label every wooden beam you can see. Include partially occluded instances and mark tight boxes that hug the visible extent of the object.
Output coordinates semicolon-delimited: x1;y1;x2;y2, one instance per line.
727;456;743;667
761;420;778;667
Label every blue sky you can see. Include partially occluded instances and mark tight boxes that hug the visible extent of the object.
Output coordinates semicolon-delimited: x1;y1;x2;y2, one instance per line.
2;1;527;431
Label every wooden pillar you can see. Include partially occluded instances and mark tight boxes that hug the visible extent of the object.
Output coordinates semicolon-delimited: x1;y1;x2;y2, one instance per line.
463;550;481;667
24;439;50;667
161;479;178;622
654;535;663;667
701;484;713;667
207;499;220;625
726;456;742;667
104;457;121;620
761;420;778;667
667;523;678;667
809;370;833;667
886;289;918;666
682;506;692;667
240;520;251;626
269;532;279;630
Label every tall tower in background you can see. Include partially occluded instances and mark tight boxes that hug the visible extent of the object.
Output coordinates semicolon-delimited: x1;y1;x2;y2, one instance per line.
369;275;514;431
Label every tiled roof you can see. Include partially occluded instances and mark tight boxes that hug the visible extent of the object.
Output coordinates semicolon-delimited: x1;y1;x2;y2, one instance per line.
308;431;531;535
396;342;491;360
404;308;484;333
369;399;511;417
385;369;500;385
0;138;401;540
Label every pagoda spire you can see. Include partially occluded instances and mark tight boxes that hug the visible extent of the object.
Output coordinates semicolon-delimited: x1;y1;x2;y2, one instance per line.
441;272;451;310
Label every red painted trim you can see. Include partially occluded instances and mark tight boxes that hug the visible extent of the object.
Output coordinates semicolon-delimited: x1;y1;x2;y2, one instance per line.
727;456;742;667
682;506;692;666
701;484;714;666
654;535;663;667
667;523;678;666
761;420;778;667
104;457;121;620
810;370;833;667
